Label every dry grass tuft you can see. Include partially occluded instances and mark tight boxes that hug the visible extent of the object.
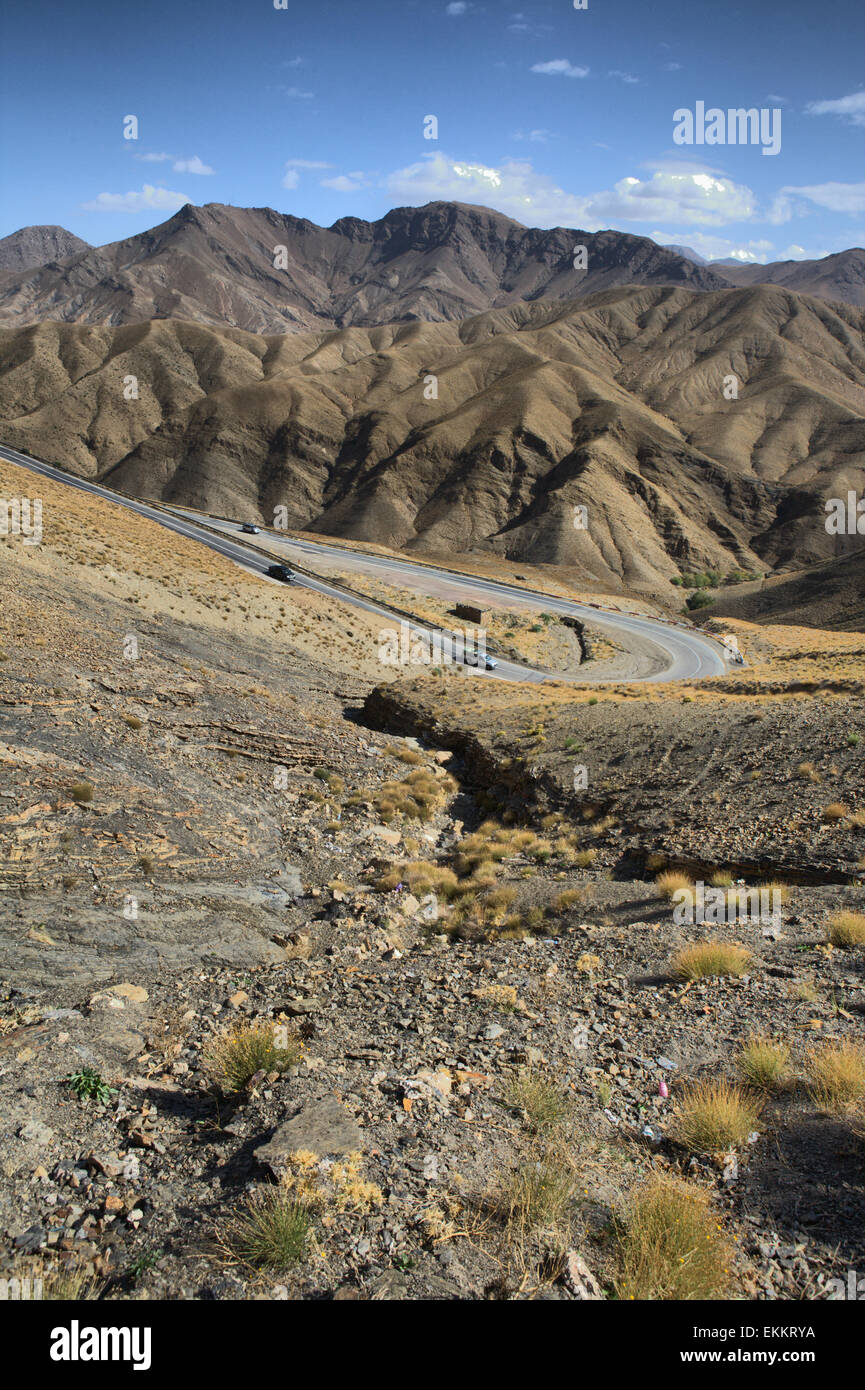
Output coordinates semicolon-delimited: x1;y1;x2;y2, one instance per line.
614;1174;733;1301
825;910;865;948
492;1147;577;1238
203;1020;302;1092
672;1079;762;1152
222;1189;310;1269
807;1042;865;1113
656;870;692;900
670;940;751;980
736;1038;790;1092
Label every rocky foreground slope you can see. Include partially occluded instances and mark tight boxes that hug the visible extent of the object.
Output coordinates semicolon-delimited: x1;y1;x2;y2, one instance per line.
1;459;863;1301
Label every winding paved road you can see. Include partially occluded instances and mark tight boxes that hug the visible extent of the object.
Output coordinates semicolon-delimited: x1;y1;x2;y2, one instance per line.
1;442;733;683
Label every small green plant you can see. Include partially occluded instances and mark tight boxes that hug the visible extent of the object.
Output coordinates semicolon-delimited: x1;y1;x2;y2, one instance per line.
127;1249;161;1280
70;782;93;804
64;1067;115;1105
223;1190;310;1269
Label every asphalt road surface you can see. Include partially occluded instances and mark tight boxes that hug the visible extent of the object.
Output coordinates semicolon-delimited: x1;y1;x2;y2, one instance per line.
1;442;734;684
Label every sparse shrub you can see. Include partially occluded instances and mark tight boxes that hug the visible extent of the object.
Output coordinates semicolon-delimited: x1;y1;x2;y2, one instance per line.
736;1038;790;1092
797;761;821;783
575;952;601;974
375;860;460;899
671;941;750;980
709;870;733;888
759;879;790;906
572;848;597;869
223;1190;310;1269
483;886;517;920
203;1020;302;1092
614;1174;732;1301
70;782;93;804
374;769;456;823
552;889;583;911
825;910;865;947
686;591;715;611
672;1079;761;1152
493;1148;576;1236
122;714;143;730
823;802;849;822
477;983;519;1012
807;1042;865;1112
280;1149;383;1214
385;745;424;765
502;1068;570;1133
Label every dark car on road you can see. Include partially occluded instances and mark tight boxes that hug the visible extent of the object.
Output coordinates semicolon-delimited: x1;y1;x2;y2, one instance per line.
266;563;295;583
241;523;261;534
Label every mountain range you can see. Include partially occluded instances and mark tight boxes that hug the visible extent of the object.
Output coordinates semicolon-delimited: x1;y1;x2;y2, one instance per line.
0;203;863;340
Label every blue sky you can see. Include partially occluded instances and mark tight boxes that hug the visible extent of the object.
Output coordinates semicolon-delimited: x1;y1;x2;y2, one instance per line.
1;0;863;262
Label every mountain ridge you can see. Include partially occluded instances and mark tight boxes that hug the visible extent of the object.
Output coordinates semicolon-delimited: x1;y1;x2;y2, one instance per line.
1;280;862;594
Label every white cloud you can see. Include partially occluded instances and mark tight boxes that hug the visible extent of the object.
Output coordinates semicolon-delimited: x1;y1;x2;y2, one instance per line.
805;91;865;127
138;152;173;163
321;173;366;192
173;156;214;175
82;184;190;213
283;86;314;100
446;1;467;13
609;70;639;84
779;181;865;215
283;158;333;188
664;61;682;72
652;230;780;263
384;153;756;229
513;128;555;143
531;59;589;79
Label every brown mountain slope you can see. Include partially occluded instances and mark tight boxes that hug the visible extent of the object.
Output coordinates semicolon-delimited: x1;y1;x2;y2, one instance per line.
0;225;90;275
1;284;862;593
719;249;865;307
0;201;732;335
695;551;865;631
